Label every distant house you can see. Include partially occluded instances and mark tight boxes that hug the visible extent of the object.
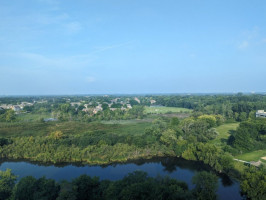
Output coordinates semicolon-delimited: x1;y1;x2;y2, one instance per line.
126;104;132;109
71;102;81;107
111;98;120;103
0;104;11;109
256;110;266;118
21;102;34;107
150;100;156;104
93;105;103;114
134;97;140;104
11;105;22;112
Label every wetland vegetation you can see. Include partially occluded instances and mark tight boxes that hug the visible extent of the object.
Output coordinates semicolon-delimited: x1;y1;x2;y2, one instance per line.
0;94;265;199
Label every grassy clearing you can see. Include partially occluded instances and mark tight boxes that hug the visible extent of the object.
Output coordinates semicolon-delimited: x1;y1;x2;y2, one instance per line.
16;113;52;122
209;123;239;145
144;106;192;114
0;121;151;138
101;119;153;125
235;149;266;162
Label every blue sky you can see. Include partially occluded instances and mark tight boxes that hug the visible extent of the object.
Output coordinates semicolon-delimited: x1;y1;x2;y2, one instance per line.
0;0;266;95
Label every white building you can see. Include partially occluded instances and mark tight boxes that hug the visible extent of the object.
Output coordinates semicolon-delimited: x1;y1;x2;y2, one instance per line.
134;97;140;104
256;110;266;118
126;104;132;109
11;105;22;112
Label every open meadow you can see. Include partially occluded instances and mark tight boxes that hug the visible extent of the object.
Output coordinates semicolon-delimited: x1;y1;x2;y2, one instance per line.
144;106;192;114
210;123;239;145
235;149;266;163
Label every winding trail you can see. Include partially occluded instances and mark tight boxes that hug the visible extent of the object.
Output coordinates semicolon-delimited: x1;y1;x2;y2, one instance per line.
233;158;262;167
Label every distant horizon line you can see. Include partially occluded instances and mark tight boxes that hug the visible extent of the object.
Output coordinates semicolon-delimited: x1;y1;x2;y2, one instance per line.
0;92;266;97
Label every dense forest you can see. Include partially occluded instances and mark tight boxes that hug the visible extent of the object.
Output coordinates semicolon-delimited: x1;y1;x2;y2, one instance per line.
0;94;266;199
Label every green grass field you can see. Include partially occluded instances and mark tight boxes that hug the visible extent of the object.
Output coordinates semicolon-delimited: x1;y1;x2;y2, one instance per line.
212;123;266;164
101;119;153;125
144;106;192;114
235;149;266;163
209;123;239;145
16;113;52;122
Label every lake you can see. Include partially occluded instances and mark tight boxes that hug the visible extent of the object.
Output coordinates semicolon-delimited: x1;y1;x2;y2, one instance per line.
0;157;243;200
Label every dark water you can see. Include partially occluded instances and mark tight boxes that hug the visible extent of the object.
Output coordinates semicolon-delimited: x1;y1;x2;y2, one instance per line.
0;157;243;200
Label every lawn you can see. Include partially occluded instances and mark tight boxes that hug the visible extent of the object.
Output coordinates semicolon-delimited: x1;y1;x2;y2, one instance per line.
209;123;239;145
212;123;266;164
101;119;152;125
144;106;192;114
235;149;266;163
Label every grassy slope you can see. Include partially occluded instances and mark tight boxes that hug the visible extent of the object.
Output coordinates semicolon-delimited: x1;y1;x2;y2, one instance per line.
212;123;266;164
144;106;192;114
235;150;266;163
210;123;239;145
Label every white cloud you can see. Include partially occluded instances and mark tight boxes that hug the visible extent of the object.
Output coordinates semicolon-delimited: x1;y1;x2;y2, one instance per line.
238;41;249;49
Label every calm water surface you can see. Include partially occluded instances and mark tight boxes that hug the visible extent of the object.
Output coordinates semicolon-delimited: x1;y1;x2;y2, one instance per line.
0;157;243;200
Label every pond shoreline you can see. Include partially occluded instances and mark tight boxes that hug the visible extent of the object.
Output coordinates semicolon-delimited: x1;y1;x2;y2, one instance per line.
0;155;238;183
0;156;244;200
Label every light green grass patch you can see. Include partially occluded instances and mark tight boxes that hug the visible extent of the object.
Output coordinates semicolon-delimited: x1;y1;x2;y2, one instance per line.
101;119;152;125
144;106;192;114
235;149;266;162
17;113;52;122
210;123;239;145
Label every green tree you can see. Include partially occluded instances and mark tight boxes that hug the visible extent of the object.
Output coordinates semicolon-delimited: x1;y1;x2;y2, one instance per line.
241;167;266;200
13;176;59;200
198;115;217;128
192;171;218;200
5;110;16;122
56;181;76;200
72;175;100;200
170;117;180;127
0;169;17;200
238;112;247;122
160;129;178;146
49;131;63;140
102;103;109;111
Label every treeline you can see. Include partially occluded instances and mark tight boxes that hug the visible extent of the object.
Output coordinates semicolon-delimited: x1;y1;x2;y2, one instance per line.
0;169;221;200
153;94;266;121
3;94;266;122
